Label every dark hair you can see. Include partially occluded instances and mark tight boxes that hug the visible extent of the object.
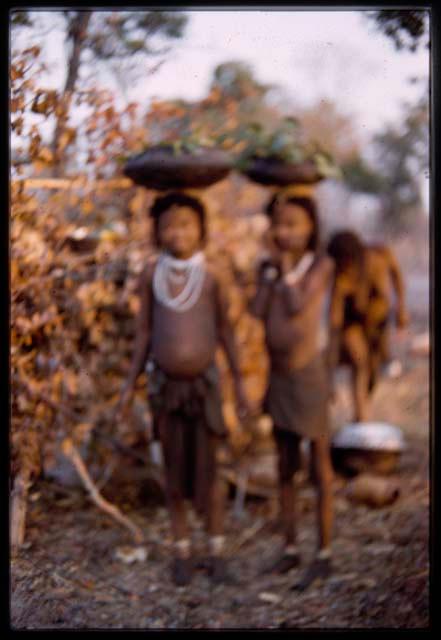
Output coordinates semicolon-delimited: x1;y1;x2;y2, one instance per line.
149;191;207;246
327;230;365;272
265;194;320;251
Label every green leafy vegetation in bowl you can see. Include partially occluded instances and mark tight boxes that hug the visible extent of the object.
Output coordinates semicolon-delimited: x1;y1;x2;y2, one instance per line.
231;118;342;184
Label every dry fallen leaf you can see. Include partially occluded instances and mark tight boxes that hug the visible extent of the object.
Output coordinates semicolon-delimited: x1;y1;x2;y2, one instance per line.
258;592;282;604
115;546;148;564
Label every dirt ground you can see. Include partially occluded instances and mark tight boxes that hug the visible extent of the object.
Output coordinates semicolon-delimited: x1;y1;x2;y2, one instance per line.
10;304;430;630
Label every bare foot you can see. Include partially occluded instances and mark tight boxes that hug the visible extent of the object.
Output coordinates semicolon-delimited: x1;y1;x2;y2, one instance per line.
262;551;301;575
290;557;331;591
194;556;211;571
208;556;239;585
171;557;193;587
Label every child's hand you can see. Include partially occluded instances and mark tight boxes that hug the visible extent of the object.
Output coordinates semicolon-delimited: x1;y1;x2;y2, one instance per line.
396;308;409;330
262;229;292;275
258;259;280;284
264;229;282;265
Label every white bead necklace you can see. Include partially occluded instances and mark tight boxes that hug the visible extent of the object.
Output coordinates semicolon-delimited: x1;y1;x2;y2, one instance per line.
153;251;206;312
283;252;315;286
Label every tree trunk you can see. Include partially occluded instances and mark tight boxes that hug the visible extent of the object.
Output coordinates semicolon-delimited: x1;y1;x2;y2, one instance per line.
52;11;91;177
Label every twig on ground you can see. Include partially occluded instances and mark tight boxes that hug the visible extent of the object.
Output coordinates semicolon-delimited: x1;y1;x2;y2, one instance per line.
227;517;267;556
96;459;117;491
61;437;144;544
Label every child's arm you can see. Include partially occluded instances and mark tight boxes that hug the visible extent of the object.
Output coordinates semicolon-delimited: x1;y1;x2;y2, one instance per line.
248;258;278;319
279;255;333;316
326;277;345;377
383;246;409;328
214;273;251;418
115;264;152;417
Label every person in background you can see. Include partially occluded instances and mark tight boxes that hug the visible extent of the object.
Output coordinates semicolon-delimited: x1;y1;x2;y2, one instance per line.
327;230;409;422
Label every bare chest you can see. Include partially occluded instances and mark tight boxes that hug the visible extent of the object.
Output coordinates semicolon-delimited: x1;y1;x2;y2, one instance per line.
265;286;322;348
150;279;218;377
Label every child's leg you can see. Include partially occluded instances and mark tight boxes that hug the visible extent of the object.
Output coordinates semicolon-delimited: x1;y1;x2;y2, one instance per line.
167;492;190;546
164;484;193;587
311;435;334;553
368;345;382;394
343;326;370;421
199;431;226;540
204;434;234;583
206;475;229;582
292;435;333;591
367;319;390;392
207;473;227;537
377;321;391;364
159;415;192;585
264;429;301;574
161;416;190;547
276;429;301;547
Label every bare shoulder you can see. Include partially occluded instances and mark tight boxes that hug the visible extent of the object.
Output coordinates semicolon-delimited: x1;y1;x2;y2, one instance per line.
368;243;393;261
138;254;158;289
366;245;394;274
312;253;334;279
369;242;388;252
204;256;224;288
379;244;397;264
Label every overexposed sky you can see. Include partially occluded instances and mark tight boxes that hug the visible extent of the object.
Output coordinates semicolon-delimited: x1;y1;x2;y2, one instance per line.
11;9;430;143
130;10;429;139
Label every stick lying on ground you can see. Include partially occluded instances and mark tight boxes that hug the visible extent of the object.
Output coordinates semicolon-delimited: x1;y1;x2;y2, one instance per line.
227;517;267;557
12;374;153;546
10;468;32;552
61;437;144;544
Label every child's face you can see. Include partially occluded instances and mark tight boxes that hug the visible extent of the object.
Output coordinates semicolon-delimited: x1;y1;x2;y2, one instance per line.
271;203;313;252
157;206;203;258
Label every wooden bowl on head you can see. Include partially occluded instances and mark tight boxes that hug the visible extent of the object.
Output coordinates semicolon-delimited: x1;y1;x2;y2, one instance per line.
123;145;233;190
242;156;323;187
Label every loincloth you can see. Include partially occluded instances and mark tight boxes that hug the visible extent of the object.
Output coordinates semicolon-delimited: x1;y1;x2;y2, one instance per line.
264;354;329;439
343;296;367;328
146;360;227;514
